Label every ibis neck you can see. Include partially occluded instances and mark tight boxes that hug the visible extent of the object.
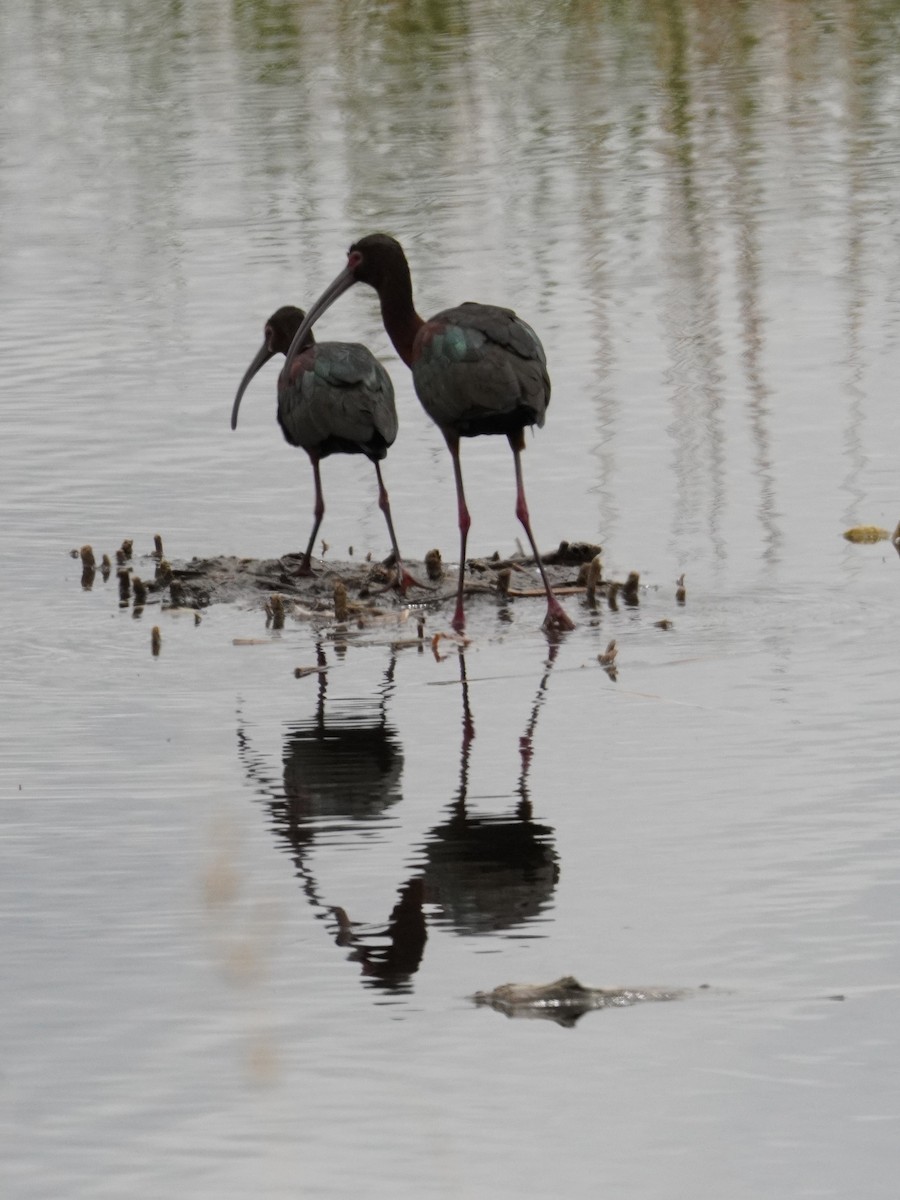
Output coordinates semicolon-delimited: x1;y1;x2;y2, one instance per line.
377;276;423;368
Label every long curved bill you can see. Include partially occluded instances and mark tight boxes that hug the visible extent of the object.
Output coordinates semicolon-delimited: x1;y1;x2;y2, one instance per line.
231;344;274;430
283;265;358;376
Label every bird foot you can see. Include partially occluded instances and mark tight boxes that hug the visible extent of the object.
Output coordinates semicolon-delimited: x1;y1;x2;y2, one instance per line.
282;555;316;579
543;599;576;633
394;567;431;595
370;566;431;596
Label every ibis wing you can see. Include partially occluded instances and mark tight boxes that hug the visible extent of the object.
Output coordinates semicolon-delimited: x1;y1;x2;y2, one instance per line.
412;303;551;436
281;343;398;453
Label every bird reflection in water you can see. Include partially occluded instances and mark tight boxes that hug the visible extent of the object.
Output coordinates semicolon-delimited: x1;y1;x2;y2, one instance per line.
236;642;560;995
419;647;560;936
237;647;425;993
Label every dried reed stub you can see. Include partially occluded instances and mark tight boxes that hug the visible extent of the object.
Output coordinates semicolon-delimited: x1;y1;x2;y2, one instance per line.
598;639;618;681
169;578;185;607
120;539;133;560
153;534;164;559
333;580;348;622
621;571;640;606
585;554;603;607
266;593;285;630
155;559;173;588
151;626;161;656
607;580;620;611
496;567;512;597
118;569;131;602
425;548;443;581
115;548;126;566
132;576;147;606
79;544;96;590
100;554;111;580
676;573;686;605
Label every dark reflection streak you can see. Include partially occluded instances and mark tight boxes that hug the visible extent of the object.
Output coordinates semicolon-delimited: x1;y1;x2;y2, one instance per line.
724;5;783;567
658;1;727;568
838;9;873;535
515;642;560;819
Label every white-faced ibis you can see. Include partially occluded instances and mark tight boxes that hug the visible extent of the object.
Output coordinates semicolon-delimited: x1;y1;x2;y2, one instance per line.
284;235;575;633
232;305;414;589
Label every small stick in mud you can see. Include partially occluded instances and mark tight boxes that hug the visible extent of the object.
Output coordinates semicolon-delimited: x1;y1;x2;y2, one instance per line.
118;570;131;603
151;626;161;656
676;573;686;605
100;554;111;580
152;534;164;560
607;580;620;611
132;576;147;606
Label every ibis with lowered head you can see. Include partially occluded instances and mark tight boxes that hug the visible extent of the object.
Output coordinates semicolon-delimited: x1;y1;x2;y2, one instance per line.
284;236;574;633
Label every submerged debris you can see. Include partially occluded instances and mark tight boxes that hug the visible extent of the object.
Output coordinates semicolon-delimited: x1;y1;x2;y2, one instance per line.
542;541;602;566
843;525;891;543
473;976;684;1027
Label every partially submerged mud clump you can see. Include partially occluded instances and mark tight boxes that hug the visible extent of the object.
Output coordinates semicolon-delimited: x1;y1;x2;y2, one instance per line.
473;975;685;1027
72;535;678;637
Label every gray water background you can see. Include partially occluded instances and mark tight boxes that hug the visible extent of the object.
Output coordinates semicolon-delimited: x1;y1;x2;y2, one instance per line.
3;2;900;1197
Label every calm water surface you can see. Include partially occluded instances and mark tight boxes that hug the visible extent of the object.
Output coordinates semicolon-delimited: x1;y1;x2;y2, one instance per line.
3;2;900;1197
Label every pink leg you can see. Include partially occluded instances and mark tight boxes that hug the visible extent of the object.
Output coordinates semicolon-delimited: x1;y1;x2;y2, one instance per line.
298;455;324;574
510;435;575;632
447;435;471;633
374;461;421;594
